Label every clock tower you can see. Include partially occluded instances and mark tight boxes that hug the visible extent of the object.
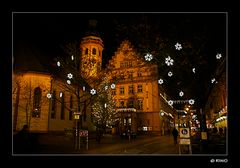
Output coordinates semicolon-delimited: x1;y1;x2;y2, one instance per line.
80;20;104;79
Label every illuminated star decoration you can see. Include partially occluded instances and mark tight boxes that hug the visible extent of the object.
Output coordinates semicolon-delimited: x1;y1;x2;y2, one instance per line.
168;71;173;77
90;89;96;95
158;79;164;85
168;100;173;106
47;93;52;99
145;53;153;61
216;53;222;59
179;91;184;97
57;61;61;67
111;83;116;89
165;56;174;66
189;99;195;105
67;73;73;79
175;42;182;50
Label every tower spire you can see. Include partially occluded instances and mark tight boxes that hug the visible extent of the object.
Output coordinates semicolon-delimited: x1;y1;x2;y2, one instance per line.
85;19;100;37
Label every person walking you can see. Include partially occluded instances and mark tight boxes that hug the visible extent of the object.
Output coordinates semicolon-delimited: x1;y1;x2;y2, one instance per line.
172;127;179;145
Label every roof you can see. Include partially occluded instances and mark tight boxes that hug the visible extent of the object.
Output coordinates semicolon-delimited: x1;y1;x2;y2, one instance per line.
13;40;50;74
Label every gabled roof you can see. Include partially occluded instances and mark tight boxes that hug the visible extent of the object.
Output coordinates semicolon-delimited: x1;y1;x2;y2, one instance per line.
107;40;152;70
13;40;50;74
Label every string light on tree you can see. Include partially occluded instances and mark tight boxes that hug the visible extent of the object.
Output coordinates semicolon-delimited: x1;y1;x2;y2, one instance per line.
168;71;173;77
175;42;182;50
165;56;174;66
145;53;153;61
158;78;164;85
59;92;63;97
71;55;74;60
83;86;85;91
105;85;109;90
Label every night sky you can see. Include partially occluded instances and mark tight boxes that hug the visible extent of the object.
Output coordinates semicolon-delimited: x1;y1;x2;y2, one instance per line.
13;12;227;106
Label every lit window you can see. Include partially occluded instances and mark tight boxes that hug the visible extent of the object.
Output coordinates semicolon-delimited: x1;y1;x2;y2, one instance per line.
51;90;56;119
61;92;65;120
128;85;134;94
120;86;124;94
137;85;143;93
92;48;96;55
32;87;42;118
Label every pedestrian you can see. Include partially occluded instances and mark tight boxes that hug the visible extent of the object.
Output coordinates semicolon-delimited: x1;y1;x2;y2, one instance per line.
96;128;102;143
172;127;179;145
13;124;32;154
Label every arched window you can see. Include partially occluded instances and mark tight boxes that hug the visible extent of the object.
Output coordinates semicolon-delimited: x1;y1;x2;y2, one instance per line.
32;87;42;118
60;92;65;120
69;95;73;120
92;48;96;55
51;90;56;119
85;48;88;55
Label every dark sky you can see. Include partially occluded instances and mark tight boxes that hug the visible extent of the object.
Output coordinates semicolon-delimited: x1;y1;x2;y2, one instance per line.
13;12;227;104
13;12;226;60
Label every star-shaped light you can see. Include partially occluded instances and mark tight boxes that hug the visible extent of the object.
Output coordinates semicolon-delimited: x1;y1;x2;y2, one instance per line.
175;42;182;50
90;89;96;95
47;93;52;99
168;100;173;106
179;91;184;97
216;53;222;59
111;83;116;89
158;79;164;85
67;73;73;79
165;56;174;66
145;53;153;61
168;71;173;77
189;99;195;105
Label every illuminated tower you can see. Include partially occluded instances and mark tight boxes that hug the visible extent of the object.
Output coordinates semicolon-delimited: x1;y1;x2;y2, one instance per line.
80;20;104;79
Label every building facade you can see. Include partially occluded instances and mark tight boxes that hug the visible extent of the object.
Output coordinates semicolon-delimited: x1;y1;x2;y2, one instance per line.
13;29;176;135
107;40;175;134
